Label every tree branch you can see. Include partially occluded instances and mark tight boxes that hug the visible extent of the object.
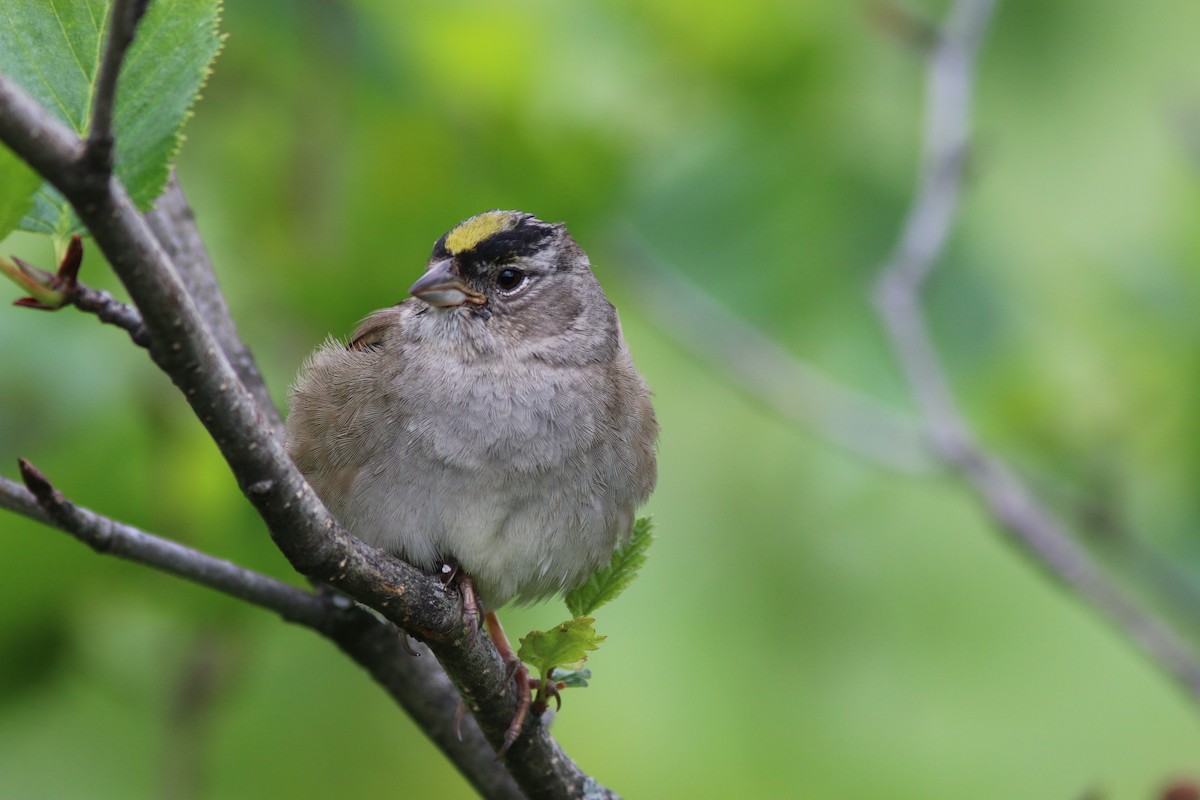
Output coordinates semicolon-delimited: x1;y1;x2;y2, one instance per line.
0;71;83;178
610;225;931;473
0;471;49;524
0;64;613;797
871;0;1200;701
86;0;147;172
13;458;327;624
1;466;524;800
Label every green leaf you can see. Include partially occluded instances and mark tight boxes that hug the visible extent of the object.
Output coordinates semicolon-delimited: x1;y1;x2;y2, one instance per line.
0;0;224;236
517;616;605;679
0;143;40;241
548;667;591;689
565;516;654;617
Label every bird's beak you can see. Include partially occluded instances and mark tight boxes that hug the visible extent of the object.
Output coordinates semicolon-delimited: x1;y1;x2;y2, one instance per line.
409;258;486;308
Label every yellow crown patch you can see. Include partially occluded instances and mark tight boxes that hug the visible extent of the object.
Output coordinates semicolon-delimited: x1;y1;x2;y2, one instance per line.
444;211;515;255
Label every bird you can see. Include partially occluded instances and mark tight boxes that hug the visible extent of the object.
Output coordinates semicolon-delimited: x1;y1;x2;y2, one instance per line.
285;209;658;752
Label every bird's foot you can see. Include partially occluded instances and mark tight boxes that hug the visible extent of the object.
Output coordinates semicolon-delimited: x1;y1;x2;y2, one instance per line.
437;565;536;756
439;559;481;639
484;610;533;758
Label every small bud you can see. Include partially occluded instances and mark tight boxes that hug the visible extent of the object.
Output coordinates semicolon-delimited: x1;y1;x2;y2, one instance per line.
1;255;65;309
17;457;54;499
2;236;86;310
56;235;84;287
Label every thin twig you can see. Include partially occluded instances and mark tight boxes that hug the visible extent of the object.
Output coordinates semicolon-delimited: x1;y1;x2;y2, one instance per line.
0;68;614;797
0;472;50;524
14;459;337;627
1;467;524;800
611;226;931;473
69;281;151;347
871;0;1200;701
1070;487;1200;649
86;0;147;171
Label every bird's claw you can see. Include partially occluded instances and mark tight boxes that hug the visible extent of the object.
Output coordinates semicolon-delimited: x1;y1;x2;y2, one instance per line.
484;610;533;758
439;581;537;758
496;658;532;758
439;559;481;642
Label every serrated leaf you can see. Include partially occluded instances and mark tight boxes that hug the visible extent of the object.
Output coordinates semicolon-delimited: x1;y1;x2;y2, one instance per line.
0;0;224;236
0;143;40;241
566;516;654;617
517;616;605;678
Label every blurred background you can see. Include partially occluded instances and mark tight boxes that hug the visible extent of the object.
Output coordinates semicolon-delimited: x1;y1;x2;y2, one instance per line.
4;0;1200;797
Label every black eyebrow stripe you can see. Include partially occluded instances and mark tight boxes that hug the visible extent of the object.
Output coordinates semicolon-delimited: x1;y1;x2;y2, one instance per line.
464;224;554;264
430;233;450;260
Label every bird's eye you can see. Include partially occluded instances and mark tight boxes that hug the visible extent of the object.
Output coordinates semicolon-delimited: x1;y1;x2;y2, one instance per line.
496;268;526;292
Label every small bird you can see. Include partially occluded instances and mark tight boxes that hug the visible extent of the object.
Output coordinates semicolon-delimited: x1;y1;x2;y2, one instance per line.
285;210;658;750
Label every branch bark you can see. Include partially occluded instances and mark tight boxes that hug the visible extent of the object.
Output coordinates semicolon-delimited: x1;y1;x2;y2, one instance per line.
871;0;1200;701
85;0;147;172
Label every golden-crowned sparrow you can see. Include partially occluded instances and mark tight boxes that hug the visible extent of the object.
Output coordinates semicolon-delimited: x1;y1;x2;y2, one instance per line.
285;210;658;748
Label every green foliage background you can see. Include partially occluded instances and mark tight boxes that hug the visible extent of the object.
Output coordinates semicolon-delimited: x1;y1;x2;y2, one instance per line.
3;0;1200;797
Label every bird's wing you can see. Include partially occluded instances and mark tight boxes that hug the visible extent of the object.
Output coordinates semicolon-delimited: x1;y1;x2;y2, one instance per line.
285;306;410;502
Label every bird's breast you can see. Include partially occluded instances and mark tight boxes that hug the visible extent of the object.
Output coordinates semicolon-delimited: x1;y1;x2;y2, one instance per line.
395;349;604;473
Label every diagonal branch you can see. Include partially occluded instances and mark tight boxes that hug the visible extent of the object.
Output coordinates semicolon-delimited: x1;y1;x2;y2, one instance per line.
0;466;522;799
0;67;614;798
611;225;931;473
146;173;283;437
871;0;1200;701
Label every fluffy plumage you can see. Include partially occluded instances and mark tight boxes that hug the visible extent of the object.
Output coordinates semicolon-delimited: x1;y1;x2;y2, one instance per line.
286;211;657;607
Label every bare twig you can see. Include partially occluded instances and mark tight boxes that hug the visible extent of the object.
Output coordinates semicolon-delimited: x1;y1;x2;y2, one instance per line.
69;279;151;347
1;467;524;800
0;472;50;524
14;458;340;627
611;226;931;473
0;66;613;798
1070;486;1200;647
872;0;1200;700
86;0;147;171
